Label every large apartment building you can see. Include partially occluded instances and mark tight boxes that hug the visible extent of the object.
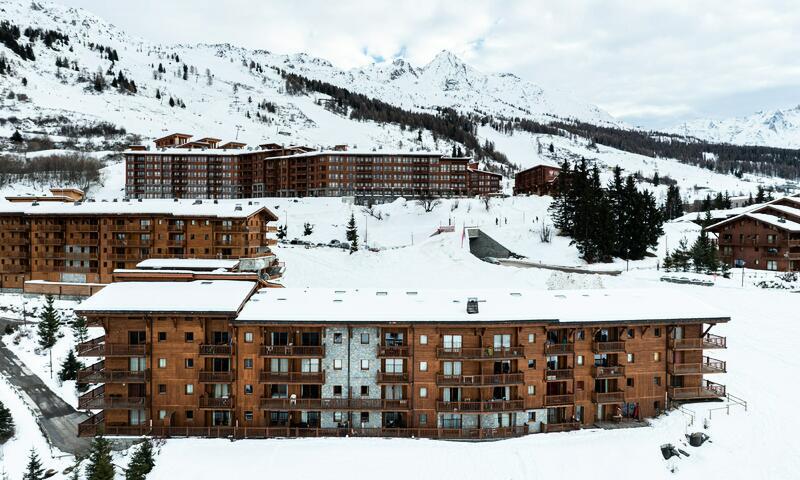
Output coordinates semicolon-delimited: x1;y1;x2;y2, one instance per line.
0;196;280;290
513;163;561;196
706;194;800;271
74;285;729;439
125;133;502;201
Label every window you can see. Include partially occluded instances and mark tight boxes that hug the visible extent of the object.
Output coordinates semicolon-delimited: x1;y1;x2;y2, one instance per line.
158;358;166;368
576;381;584;391
654;328;661;338
360;332;370;344
385;358;403;373
333;359;343;370
185;384;194;394
333;385;343;396
443;361;462;376
443;335;462;349
419;361;428;372
527;385;535;395
158;332;167;342
159;410;167;420
301;358;320;373
627;329;635;339
333;332;343;344
271;358;289;372
244;358;254;369
528;359;536;369
576;330;585;341
654;401;661;411
627;353;635;363
419;413;428;425
653;352;661;362
528;333;535;343
244;384;253;395
419;335;428;345
158;384;166;395
767;260;778;271
626;378;634;388
244;411;254;422
360;359;369;370
527;411;536;422
419;387;428;398
184;331;194;342
653;376;661;386
185;410;194;420
360;412;370;424
493;334;511;349
360;386;369;396
244;332;254;343
334;412;343;422
185;358;194;368
576;355;584;366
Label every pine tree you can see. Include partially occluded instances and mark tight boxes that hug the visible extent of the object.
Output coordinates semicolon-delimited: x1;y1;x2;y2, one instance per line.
276;224;287;240
652;171;660;186
345;213;358;254
86;437;115;480
10;130;23;142
690;227;715;272
37;295;61;377
168;97;175;107
0;400;14;443
671;237;691;272
58;349;83;382
548;158;572;234
303;222;313;236
125;439;155;480
71;315;89;344
23;448;44;480
155;89;161;100
755;185;765;203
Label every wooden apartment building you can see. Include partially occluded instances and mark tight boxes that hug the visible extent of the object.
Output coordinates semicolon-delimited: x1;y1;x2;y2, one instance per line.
706;194;800;271
75;286;729;440
513;163;561;196
0;196;280;290
125;133;503;201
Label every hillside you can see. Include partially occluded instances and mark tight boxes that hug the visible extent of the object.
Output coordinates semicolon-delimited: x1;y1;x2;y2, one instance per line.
670;105;800;149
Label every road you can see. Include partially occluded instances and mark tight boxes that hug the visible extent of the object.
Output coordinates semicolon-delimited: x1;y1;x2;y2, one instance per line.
0;318;91;455
497;259;622;276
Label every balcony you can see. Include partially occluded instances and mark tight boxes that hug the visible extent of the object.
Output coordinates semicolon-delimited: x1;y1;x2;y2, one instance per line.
436;346;525;360
77;363;149;384
199;344;234;356
544;343;574;355
669;333;727;350
668;357;726;375
544;368;574;381
436;399;524;413
376;372;409;383
76;336;147;357
377;345;411;357
199;370;236;383
259;397;411;411
544;394;575;406
436;373;524;386
78;386;146;410
592;341;626;353
543;421;581;433
258;345;324;357
592;390;625;404
199;395;235;410
592;365;626;378
259;371;324;384
668;380;726;400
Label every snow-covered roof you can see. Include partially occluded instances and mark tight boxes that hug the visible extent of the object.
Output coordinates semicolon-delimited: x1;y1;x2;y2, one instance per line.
518;161;561;173
0;199;277;219
745;213;800;232
136;258;239;270
234;288;729;324
762;204;800;220
76;280;257;315
262;150;450;161
705;194;800;231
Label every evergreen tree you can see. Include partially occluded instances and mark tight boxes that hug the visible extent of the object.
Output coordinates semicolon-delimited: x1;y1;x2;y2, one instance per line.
671;237;691;272
303;222;313;236
37;295;61;376
168;97;175;107
755;185;766;203
652;171;660;186
345;213;358;254
86;437;115;480
125;439;155;480
548;158;572;233
10;130;23;142
690;226;716;272
71;315;89;344
23;448;44;480
58;349;83;382
276;224;287;240
0;400;14;443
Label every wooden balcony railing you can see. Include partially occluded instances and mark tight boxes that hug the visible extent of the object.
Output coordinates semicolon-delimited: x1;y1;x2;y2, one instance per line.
544;394;575;406
259;397;411;411
258;371;324;384
669;333;727;350
668;380;726;400
258;345;325;357
592;365;626;378
78;386;146;410
436;373;524;386
592;341;626;353
544;368;574;381
199;396;235;409
76;337;147;357
436;399;524;413
77;363;149;384
668;357;727;375
592;390;625;404
543;421;581;433
436;346;525;360
544;342;574;355
376;372;409;383
199;344;233;356
377;345;411;357
199;370;236;383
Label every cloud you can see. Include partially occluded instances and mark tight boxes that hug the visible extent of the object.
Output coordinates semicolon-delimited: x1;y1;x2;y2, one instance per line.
60;0;800;127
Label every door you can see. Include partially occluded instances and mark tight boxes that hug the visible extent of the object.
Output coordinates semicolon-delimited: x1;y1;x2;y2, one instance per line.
673;326;684;340
129;357;146;371
213;384;230;398
128;331;146;345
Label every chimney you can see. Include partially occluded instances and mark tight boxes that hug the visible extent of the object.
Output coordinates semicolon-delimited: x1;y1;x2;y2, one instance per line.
466;297;479;314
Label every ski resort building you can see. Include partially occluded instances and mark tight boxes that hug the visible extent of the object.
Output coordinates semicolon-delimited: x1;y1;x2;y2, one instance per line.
124;134;503;201
0;195;281;291
74;285;729;440
706;194;800;271
513;163;561;196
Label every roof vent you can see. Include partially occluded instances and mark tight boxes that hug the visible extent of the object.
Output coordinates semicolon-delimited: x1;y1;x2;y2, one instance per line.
334;290;346;294
234;204;242;211
173;198;179;202
376;291;388;296
213;199;218;204
779;217;787;223
406;291;418;295
193;199;202;205
333;299;343;303
248;201;253;205
137;198;142;202
466;297;479;314
31;201;39;206
510;292;522;297
200;281;212;285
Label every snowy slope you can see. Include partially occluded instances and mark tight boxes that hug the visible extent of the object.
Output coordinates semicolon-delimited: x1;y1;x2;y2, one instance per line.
670;105;800;148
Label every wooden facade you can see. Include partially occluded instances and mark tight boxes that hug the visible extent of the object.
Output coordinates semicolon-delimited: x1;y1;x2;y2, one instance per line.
75;286;729;440
513;164;561;196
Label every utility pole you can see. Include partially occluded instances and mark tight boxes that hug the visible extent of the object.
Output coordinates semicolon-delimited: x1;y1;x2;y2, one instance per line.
364;214;368;247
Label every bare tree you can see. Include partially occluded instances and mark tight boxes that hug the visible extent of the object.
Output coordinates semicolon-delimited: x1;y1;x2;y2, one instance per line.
362;206;383;221
417;196;442;213
539;219;552;243
481;196;491;211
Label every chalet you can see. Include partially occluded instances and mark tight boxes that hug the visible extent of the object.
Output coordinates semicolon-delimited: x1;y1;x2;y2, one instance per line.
154;133;192;149
514;163;561;196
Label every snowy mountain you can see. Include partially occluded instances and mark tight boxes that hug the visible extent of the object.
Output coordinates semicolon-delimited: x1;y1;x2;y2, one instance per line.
670;105;800;148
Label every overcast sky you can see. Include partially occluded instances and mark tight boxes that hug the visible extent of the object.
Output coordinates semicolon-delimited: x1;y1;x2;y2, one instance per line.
61;0;800;128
